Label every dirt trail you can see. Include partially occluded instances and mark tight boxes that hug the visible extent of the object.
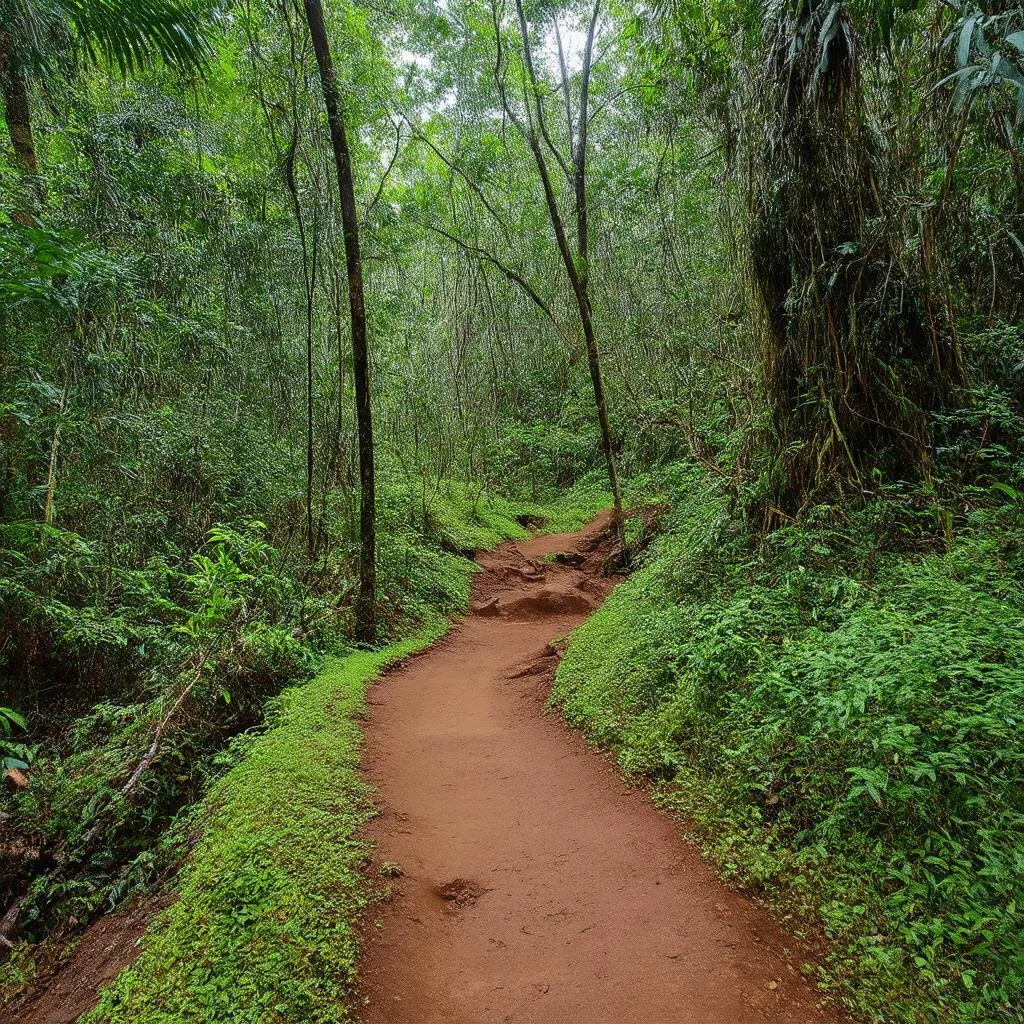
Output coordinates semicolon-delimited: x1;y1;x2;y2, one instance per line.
358;515;841;1024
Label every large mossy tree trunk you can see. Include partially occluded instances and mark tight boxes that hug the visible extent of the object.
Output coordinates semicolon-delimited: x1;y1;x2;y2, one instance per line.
301;0;377;643
748;0;965;517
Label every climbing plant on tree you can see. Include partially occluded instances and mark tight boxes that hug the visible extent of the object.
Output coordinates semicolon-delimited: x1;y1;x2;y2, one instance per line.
746;0;966;514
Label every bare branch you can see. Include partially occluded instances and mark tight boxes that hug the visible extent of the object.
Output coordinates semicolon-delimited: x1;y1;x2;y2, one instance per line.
398;109;513;241
364;117;402;221
414;217;561;332
575;0;601;287
513;0;573;187
553;19;575;150
491;0;528;139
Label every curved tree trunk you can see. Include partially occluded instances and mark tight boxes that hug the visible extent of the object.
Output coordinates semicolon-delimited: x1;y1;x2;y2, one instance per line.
503;0;624;533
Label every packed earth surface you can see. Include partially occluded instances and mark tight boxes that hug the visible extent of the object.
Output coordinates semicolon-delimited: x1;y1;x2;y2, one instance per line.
357;515;840;1024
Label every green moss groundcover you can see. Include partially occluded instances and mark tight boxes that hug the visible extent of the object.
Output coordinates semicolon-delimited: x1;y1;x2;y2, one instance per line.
554;465;1024;1024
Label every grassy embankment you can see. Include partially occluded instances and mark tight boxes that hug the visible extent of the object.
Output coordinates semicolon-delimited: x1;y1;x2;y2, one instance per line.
554;463;1024;1024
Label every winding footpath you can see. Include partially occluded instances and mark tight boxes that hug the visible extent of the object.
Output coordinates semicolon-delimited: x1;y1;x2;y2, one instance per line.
358;515;841;1023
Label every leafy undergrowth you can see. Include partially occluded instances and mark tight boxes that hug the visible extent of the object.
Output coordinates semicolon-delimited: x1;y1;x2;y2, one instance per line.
414;477;609;553
553;463;1024;1024
81;628;443;1024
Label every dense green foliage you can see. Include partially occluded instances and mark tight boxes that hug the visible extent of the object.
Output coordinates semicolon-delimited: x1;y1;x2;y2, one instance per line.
1;0;1023;1020
556;467;1024;1022
80;631;441;1024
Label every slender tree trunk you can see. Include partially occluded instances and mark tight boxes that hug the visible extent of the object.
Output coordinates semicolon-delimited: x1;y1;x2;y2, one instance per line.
278;9;319;556
538;177;623;528
0;31;39;179
504;0;624;529
43;382;69;525
302;0;376;642
305;234;316;557
282;130;317;556
332;257;346;474
574;0;600;290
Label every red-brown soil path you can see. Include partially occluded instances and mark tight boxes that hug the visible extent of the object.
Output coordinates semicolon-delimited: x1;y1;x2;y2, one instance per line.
358;515;841;1024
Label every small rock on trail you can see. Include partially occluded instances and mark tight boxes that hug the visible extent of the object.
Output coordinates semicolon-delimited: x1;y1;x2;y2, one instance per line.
434;878;486;909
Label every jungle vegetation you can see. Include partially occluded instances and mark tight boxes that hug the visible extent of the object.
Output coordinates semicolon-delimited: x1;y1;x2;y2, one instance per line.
0;0;1022;1021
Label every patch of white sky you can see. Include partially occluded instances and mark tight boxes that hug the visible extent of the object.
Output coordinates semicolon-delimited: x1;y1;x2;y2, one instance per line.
394;0;449;104
390;0;593;116
374;1;596;169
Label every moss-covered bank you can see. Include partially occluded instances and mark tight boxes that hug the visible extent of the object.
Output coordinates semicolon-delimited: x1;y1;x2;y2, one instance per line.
553;464;1024;1024
83;630;441;1024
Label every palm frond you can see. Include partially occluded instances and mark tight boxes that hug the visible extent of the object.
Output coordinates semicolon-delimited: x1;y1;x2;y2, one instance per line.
65;0;215;75
1;0;216;75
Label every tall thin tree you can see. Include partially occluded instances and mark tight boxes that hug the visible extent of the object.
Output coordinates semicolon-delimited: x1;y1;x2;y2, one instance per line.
491;0;624;533
300;0;376;641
